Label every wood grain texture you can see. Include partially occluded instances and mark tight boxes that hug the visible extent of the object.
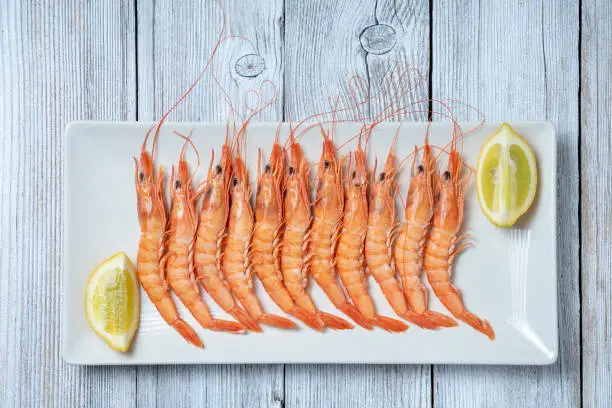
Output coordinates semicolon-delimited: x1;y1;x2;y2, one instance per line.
368;0;430;122
581;0;612;405
0;1;137;407
283;0;373;121
286;364;431;408
284;1;431;406
136;1;285;407
0;0;593;406
0;1;136;407
432;0;580;407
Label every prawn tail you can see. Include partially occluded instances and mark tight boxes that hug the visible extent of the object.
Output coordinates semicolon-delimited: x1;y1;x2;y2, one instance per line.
319;311;354;330
402;310;458;330
371;315;410;333
290;306;325;331
258;313;299;329
458;312;495;340
339;304;373;330
171;319;204;348
207;319;246;334
229;306;263;332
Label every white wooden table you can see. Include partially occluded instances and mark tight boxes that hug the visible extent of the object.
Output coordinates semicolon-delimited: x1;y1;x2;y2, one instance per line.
0;0;608;406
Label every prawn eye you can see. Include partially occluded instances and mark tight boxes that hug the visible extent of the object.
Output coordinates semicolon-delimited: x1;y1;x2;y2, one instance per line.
215;165;222;174
443;170;451;181
174;180;182;189
379;172;386;181
264;164;271;174
289;166;295;175
324;160;330;170
417;164;424;174
351;170;357;179
139;172;145;182
233;177;239;187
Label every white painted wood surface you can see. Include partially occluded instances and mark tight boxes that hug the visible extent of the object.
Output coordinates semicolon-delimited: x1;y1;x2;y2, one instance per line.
0;1;137;407
432;0;581;407
0;0;605;406
581;0;612;406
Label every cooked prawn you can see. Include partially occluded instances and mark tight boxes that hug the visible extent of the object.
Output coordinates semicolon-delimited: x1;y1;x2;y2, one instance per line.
309;127;371;329
424;131;495;340
193;131;262;333
251;132;323;330
335;133;408;332
394;132;458;329
134;130;202;347
281;130;353;330
366;130;446;329
163;138;244;334
222;125;297;329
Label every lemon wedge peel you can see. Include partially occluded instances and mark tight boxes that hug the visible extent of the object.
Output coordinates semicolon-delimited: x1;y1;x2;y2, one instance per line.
476;123;538;228
85;252;140;352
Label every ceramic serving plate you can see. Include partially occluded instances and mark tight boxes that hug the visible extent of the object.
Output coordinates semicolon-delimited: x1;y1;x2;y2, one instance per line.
63;121;557;365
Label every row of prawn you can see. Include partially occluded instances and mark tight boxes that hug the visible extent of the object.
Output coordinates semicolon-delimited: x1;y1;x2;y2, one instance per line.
133;122;494;348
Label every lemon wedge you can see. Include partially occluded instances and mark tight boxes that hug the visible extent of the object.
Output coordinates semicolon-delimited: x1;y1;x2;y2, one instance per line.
476;123;538;227
85;252;140;352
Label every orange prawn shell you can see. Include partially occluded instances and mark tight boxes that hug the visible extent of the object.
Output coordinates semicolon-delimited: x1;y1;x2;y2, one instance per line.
229;156;254;227
405;143;435;223
169;159;198;239
134;151;167;231
344;147;368;220
255;142;285;224
284;143;311;228
314;136;344;223
431;149;466;234
200;143;232;220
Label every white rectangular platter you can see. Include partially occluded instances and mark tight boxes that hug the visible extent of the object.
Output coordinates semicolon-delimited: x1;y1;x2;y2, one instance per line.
63;121;557;365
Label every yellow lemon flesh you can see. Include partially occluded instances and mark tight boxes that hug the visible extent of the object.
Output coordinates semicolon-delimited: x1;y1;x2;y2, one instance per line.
476;123;538;227
85;252;140;352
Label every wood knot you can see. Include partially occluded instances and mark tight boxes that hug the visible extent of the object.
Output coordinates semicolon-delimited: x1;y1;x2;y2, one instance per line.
235;54;265;77
359;24;397;55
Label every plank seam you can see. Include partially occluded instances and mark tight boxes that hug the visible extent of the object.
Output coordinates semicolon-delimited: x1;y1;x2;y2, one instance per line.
578;6;584;408
281;364;286;408
281;0;286;122
135;0;140;121
428;0;433;122
282;0;287;401
429;1;434;406
541;0;548;114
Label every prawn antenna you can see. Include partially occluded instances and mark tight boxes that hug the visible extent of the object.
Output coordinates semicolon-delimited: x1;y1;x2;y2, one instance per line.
147;1;228;159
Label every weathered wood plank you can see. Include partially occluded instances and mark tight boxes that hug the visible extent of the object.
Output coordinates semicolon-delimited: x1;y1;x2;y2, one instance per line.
283;0;372;120
432;0;580;407
0;1;137;407
581;0;612;405
136;1;285;407
368;0;430;122
284;1;431;406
